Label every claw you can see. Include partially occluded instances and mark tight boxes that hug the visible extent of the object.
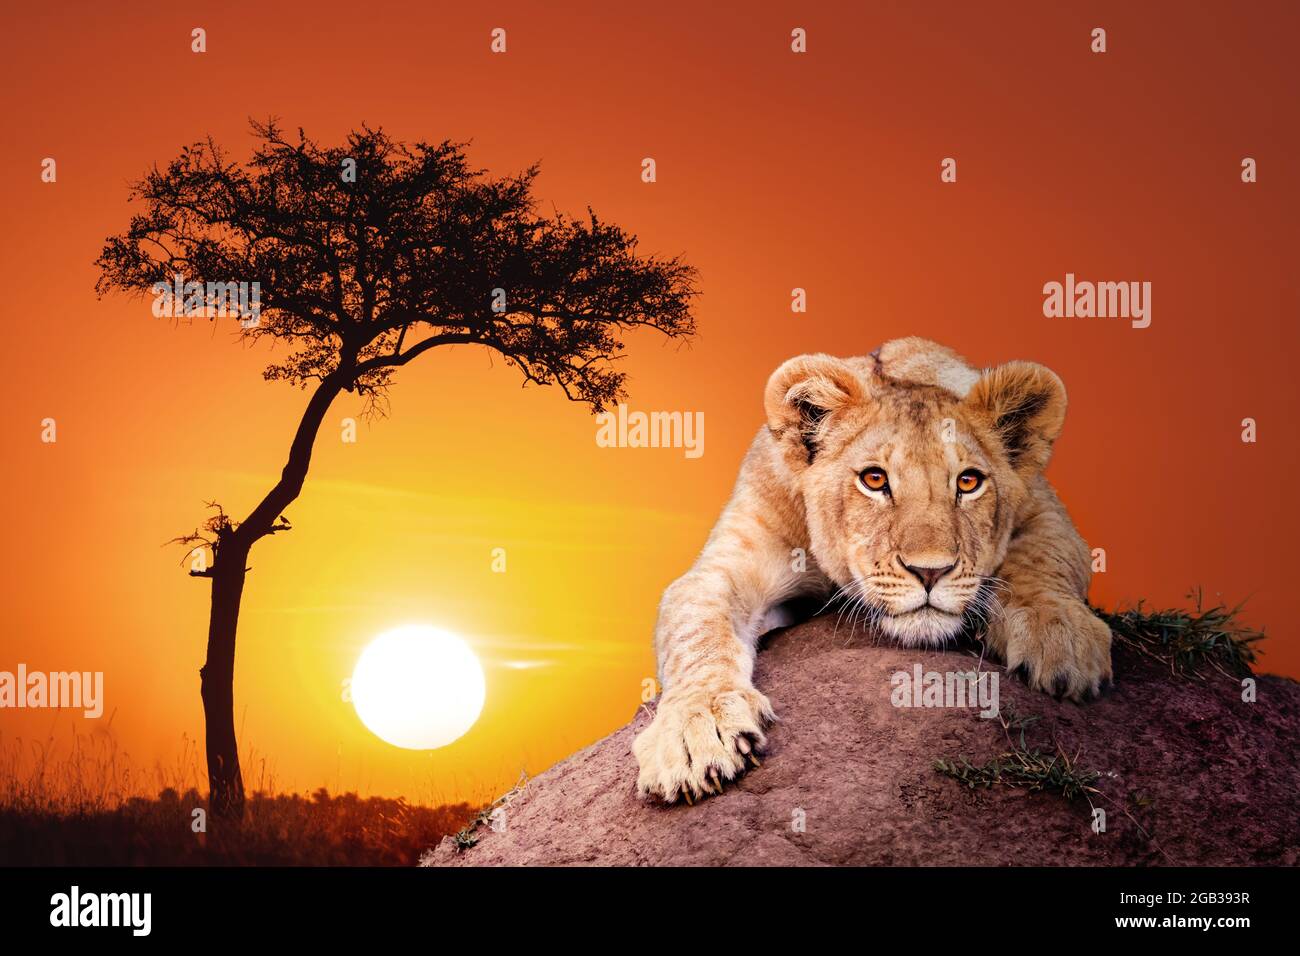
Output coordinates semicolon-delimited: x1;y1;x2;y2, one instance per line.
747;754;762;769
682;787;694;805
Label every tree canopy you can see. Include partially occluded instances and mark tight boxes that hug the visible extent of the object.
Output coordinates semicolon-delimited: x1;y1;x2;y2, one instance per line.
96;119;699;414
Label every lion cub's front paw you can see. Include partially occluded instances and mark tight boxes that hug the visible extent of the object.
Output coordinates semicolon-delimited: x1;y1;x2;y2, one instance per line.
632;683;774;804
998;598;1113;701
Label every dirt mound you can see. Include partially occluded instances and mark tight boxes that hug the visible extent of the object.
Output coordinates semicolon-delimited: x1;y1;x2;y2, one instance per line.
428;615;1299;866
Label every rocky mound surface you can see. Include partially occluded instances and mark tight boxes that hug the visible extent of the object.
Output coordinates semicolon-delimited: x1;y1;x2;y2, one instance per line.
429;615;1299;866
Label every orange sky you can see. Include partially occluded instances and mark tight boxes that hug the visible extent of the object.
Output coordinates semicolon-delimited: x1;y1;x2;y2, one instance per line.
1;1;1296;805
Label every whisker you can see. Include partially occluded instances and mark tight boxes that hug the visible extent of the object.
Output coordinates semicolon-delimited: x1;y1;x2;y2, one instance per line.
960;576;1007;639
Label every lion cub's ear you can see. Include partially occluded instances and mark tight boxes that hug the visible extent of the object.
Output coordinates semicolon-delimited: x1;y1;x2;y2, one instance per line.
765;354;865;463
964;361;1067;474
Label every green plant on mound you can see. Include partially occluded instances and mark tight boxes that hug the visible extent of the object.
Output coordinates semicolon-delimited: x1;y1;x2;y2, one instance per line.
447;771;529;854
1094;588;1263;680
935;707;1168;859
935;708;1100;801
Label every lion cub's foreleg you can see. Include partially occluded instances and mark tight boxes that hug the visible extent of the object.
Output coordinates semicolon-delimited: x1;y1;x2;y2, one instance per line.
984;480;1112;700
632;499;818;804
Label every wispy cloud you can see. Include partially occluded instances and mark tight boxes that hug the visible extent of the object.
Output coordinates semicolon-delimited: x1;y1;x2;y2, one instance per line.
495;659;553;670
205;470;701;529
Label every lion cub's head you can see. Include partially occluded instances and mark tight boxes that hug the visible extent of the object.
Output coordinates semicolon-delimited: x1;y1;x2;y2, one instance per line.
764;343;1068;647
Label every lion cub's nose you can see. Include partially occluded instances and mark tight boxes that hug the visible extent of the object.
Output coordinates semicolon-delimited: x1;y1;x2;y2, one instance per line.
901;560;956;593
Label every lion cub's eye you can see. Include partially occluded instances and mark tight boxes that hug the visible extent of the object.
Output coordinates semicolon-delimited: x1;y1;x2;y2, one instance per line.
857;467;890;494
956;469;984;495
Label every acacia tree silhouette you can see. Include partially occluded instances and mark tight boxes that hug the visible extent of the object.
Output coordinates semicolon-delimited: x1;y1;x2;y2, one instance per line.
95;120;698;820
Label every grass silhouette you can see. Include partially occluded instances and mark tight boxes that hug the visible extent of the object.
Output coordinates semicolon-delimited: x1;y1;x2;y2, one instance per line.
0;729;473;865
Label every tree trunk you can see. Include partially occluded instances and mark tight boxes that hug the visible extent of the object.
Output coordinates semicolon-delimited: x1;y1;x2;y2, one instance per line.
200;547;249;819
197;368;350;822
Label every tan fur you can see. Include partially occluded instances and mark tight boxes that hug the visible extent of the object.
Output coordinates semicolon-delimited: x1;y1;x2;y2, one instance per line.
633;337;1113;804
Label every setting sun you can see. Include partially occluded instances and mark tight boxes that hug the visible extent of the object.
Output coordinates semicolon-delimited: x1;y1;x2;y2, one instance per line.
350;625;486;750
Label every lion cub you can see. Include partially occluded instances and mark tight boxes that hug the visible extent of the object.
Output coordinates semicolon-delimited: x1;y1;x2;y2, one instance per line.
633;338;1112;804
